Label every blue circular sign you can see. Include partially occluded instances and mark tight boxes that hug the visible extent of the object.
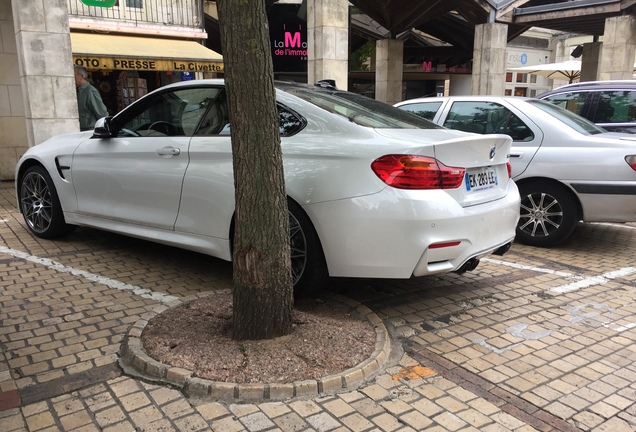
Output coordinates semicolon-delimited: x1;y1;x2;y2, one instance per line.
521;53;528;65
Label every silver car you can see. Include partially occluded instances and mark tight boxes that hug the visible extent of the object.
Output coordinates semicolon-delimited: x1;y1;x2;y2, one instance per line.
395;96;636;247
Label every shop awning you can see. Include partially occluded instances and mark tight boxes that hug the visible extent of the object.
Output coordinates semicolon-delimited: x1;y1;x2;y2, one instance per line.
71;32;223;72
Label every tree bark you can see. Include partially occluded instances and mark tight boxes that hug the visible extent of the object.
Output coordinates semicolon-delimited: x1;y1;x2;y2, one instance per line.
217;0;294;340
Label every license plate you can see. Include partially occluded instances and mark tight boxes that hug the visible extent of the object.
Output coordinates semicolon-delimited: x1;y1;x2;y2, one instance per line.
465;167;498;192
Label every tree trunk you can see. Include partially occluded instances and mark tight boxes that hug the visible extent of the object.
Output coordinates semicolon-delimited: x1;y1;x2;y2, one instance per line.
217;0;294;340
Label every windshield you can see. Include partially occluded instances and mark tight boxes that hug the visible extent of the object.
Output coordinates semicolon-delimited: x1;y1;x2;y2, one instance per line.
527;99;606;135
281;85;442;129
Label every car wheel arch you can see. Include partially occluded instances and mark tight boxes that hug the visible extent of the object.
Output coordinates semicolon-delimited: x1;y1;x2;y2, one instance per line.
227;195;329;296
515;177;583;220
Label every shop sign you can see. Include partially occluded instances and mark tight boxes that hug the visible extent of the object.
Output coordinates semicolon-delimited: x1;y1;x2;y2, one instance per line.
80;0;117;7
267;4;307;73
74;56;223;72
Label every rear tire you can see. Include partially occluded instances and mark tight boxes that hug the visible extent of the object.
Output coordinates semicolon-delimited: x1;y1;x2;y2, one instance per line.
288;199;329;297
19;166;76;239
516;181;578;247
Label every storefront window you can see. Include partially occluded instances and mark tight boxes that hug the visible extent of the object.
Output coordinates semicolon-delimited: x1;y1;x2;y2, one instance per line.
514;87;527;97
506;72;513;83
115;0;142;7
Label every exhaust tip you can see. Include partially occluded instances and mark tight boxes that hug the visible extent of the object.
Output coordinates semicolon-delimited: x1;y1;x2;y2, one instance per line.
455;258;480;275
493;242;512;256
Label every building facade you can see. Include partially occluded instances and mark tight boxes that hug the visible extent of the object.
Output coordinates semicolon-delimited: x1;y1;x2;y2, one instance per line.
0;0;221;180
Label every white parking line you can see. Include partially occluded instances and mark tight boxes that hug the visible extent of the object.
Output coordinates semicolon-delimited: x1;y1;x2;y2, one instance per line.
482;258;580;279
550;267;636;294
483;258;635;295
0;246;179;304
604;322;636;332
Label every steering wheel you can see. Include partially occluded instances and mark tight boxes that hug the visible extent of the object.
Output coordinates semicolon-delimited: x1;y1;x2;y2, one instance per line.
148;121;176;136
119;128;140;137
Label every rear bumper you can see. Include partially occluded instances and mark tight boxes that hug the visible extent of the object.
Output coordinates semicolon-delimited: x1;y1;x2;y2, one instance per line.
304;182;520;279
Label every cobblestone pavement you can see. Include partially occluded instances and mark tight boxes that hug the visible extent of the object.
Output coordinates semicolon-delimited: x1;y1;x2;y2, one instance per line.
1;180;635;432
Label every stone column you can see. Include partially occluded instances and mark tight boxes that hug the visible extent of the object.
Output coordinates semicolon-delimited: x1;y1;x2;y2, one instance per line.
599;15;636;80
307;0;348;90
375;38;404;105
13;0;78;150
580;42;601;82
471;23;507;95
0;0;26;179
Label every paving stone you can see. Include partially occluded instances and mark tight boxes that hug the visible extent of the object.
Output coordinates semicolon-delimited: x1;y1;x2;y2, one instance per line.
210;414;247;432
25;410;56;431
239;411;276;432
267;411;304;431
195;401;230;420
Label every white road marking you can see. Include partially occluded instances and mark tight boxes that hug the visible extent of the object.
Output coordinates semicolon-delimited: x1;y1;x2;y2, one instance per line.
550;267;636;294
484;258;635;295
567;302;613;323
483;258;581;279
604;322;636;332
473;338;523;354
0;245;179;304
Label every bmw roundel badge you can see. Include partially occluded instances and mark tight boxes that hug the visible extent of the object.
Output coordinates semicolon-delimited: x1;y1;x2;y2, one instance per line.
489;146;496;159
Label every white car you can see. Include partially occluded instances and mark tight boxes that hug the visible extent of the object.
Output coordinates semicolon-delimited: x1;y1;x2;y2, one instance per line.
395;96;636;247
15;80;519;295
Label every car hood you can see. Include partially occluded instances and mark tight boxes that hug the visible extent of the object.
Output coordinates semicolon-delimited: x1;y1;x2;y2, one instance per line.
374;128;513;168
16;131;92;177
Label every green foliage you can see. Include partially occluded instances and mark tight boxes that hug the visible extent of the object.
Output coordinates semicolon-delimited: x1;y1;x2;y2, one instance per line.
350;41;375;71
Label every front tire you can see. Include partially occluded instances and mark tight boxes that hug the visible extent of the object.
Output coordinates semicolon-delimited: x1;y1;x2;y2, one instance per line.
19;166;75;239
516;181;578;247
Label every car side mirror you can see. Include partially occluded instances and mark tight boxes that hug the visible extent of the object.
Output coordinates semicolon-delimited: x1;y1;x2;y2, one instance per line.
93;117;114;138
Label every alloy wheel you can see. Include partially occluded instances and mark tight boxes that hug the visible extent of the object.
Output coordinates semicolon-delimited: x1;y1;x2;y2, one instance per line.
20;171;54;234
518;191;564;239
289;212;307;285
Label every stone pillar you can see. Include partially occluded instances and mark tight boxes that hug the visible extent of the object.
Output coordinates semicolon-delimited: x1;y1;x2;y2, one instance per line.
0;0;26;179
375;38;404;105
599;15;636;80
580;42;601;82
13;0;78;151
471;23;507;96
307;0;348;90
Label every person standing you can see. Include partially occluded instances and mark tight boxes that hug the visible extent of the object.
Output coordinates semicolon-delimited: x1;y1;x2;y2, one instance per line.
74;65;108;131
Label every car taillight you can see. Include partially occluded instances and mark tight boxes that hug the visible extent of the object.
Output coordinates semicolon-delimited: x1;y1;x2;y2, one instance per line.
626;155;636;171
506;162;512;178
371;155;465;189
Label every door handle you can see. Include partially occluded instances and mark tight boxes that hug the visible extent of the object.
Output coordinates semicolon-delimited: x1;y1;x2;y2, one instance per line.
509;152;523;158
156;147;180;156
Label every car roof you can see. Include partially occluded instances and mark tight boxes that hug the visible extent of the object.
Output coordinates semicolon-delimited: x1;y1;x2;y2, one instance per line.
396;95;536;104
154;78;344;95
538;80;636;97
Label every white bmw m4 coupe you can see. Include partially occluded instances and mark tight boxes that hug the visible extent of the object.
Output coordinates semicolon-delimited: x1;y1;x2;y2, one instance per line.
16;80;520;295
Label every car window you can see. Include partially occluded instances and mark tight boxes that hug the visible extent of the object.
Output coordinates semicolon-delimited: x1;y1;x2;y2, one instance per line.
283;87;441;129
541;91;588;115
194;95;305;137
527;99;606;135
116;87;221;138
443;101;534;141
397;102;442;120
590;90;636;123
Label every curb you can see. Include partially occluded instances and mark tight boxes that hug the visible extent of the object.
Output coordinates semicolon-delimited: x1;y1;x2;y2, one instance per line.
118;293;391;403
